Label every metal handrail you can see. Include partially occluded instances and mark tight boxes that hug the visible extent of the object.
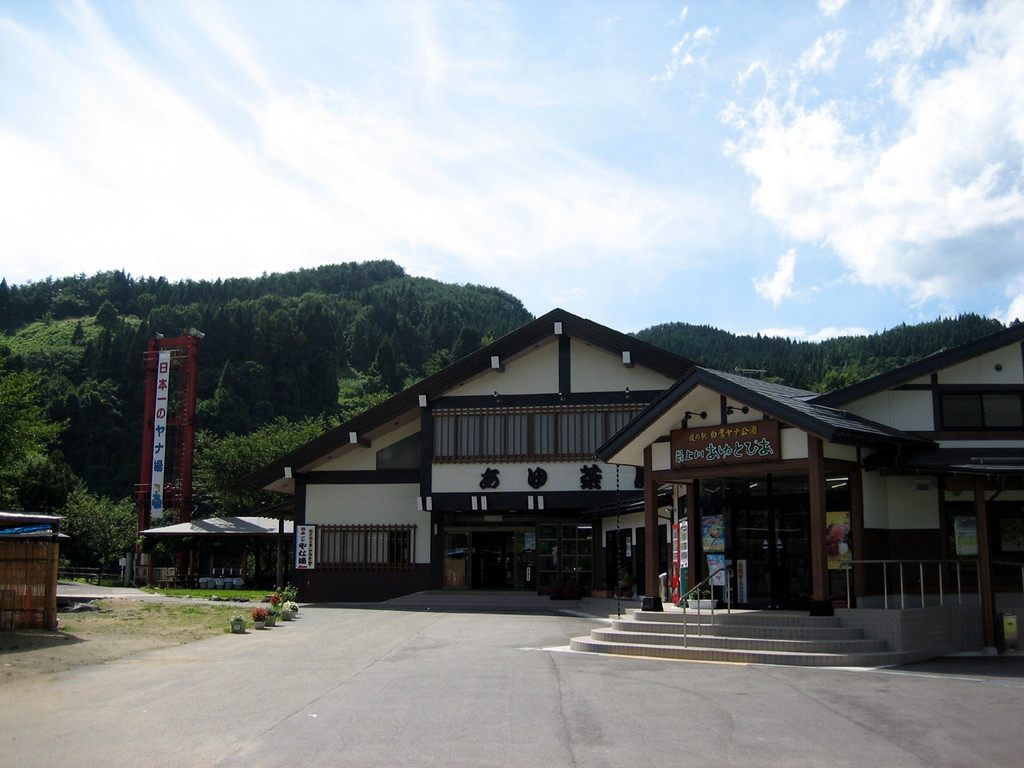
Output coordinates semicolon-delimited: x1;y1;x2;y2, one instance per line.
678;567;732;648
839;559;980;609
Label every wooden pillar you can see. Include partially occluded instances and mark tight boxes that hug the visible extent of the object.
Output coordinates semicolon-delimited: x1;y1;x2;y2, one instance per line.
643;446;659;599
850;461;866;604
807;435;828;603
686;479;699;591
974;480;996;649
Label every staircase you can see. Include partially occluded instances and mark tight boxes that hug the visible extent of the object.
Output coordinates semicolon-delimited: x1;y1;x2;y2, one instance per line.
570;608;929;667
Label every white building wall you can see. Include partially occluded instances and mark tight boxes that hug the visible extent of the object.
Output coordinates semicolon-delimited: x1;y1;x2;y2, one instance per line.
938;346;1023;384
570;339;677;392
304;483;431;562
851;390;935;431
315;420;422;472
861;473;940;530
448;341;559;396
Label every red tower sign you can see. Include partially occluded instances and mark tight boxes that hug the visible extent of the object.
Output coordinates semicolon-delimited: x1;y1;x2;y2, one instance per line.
136;334;200;537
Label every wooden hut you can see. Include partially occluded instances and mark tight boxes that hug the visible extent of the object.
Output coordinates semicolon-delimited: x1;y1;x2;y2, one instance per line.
0;511;62;630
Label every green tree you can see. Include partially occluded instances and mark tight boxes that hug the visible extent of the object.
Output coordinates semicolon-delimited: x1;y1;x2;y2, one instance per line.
59;489;136;569
0;366;66;506
194;416;336;516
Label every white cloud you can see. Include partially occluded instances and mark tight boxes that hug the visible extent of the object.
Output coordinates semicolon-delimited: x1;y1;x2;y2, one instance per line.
818;0;849;19
754;248;798;306
652;22;717;84
727;1;1024;307
799;30;846;74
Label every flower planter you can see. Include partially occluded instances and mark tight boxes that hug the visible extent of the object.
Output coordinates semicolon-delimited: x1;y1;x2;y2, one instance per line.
230;619;246;634
265;614;278;627
280;609;296;621
253;620;266;630
684;599;717;610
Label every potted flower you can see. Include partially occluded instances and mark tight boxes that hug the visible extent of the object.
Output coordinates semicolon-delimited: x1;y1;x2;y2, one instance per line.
280;600;298;621
266;605;280;627
278;584;298;611
251;606;269;629
229;615;247;634
685;588;716;610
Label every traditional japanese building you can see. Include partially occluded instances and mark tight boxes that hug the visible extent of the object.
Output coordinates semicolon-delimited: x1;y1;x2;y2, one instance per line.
599;320;1024;650
245;309;695;602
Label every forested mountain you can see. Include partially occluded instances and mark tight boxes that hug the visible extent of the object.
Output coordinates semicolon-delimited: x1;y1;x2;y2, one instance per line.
0;259;1009;513
635;314;1006;391
0;262;532;500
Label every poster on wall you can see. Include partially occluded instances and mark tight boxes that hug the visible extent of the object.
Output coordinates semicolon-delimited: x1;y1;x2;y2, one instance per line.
1001;518;1024;552
954;516;977;556
295;525;316;570
826;511;852;570
702;514;725;553
707;554;727;586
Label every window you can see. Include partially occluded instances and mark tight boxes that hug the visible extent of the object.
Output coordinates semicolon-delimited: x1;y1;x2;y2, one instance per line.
940;392;1024;429
316;524;415;570
376;433;420;470
433;406;643;463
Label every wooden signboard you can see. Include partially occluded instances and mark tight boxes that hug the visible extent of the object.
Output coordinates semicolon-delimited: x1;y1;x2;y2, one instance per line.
670;419;781;469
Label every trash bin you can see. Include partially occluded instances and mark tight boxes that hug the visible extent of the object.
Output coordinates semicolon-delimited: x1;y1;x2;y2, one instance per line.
1000;613;1018;652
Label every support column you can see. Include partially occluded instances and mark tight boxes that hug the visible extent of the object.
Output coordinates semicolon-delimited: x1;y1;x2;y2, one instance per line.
974;480;996;649
808;435;829;605
643;446;661;608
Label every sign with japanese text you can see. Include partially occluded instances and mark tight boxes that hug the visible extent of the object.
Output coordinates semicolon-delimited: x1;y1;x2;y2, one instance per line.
671;420;781;469
295;525;316;570
150;350;171;519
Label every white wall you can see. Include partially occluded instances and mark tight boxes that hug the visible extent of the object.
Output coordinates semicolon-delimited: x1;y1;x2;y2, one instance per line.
861;472;940;529
570;339;677;392
449;340;559;396
304;483;431;562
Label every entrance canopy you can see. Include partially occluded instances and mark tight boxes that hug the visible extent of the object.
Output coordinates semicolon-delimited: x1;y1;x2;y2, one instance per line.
141;516;293;537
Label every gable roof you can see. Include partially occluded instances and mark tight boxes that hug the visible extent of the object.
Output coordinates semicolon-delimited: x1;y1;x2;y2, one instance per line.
815;320;1024;407
597;366;932;465
245;308;696;492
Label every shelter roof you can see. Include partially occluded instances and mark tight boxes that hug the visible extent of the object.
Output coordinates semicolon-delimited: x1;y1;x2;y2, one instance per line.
140;516;292;537
598;367;932;466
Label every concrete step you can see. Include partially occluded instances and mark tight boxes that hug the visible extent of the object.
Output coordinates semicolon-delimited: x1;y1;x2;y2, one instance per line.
611;617;867;641
589;627;889;654
569;636;923;667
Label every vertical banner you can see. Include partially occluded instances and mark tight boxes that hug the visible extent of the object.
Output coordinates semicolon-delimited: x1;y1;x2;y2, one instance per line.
702;514;724;553
736;559;748;604
295;525;316;570
150;351;171;520
707;553;727;586
954;516;977;556
826;511;852;570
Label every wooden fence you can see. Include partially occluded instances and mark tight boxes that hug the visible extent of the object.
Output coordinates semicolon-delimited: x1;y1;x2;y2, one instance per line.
0;538;59;630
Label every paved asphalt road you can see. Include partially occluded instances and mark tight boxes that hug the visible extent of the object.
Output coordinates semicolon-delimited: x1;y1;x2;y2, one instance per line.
3;598;1023;768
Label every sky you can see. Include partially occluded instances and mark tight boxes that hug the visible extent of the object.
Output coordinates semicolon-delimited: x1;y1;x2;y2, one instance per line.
1;0;1023;339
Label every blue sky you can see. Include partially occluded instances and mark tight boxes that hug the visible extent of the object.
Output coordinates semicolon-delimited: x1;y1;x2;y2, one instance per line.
1;1;1022;338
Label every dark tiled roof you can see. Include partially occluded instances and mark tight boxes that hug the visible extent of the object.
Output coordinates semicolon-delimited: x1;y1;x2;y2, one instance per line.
598;367;932;462
863;447;1024;476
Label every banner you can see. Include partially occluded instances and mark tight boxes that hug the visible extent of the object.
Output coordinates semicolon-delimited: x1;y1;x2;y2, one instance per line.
150;350;171;519
826;510;852;570
295;525;316;570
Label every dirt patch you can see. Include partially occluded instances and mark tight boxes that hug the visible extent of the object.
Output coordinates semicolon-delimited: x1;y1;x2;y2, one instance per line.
0;599;249;681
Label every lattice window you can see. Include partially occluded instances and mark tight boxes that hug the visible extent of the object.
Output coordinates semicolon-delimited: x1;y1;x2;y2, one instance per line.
316;524;416;570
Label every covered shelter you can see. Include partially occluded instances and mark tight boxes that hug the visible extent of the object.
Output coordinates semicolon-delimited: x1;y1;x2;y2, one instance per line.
140;515;294;589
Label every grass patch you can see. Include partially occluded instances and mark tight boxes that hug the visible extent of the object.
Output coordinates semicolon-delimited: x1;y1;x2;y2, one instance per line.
141;587;269;602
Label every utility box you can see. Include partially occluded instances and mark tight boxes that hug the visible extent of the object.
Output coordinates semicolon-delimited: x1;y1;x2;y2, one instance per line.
1000;613;1018;653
